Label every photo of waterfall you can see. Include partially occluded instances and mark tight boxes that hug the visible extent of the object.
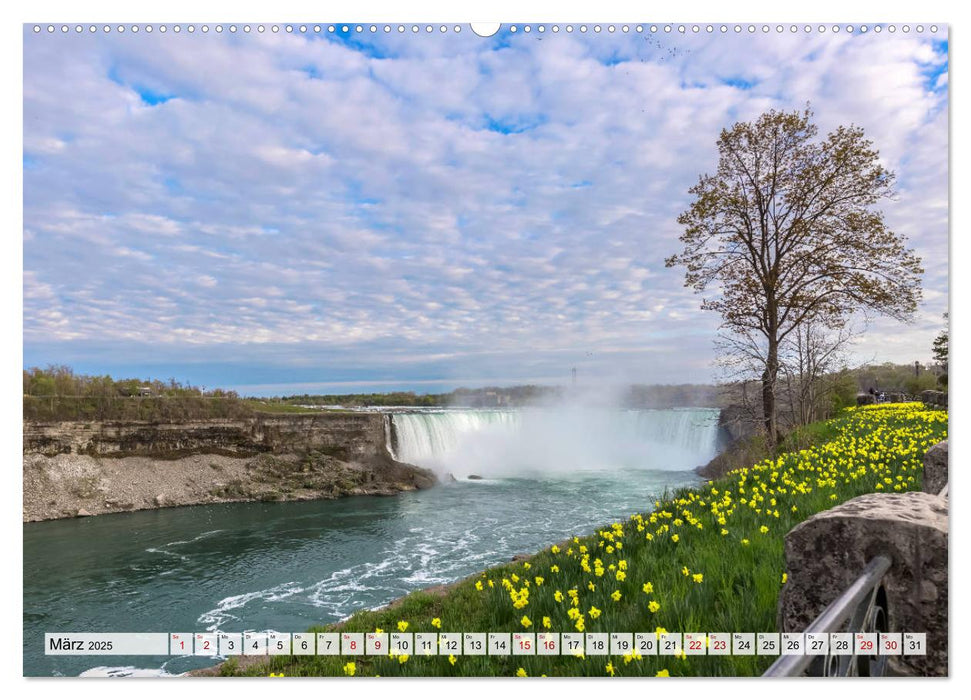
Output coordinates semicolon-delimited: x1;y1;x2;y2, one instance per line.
19;10;950;683
390;408;721;476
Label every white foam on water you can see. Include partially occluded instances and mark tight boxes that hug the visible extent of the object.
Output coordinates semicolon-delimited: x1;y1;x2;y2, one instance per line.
198;581;304;630
146;529;225;560
79;666;181;678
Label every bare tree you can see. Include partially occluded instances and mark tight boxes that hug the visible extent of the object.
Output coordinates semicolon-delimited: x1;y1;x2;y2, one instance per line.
780;321;859;426
666;107;923;449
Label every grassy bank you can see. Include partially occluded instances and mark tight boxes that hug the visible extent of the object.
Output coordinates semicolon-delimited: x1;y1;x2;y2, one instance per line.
222;403;947;678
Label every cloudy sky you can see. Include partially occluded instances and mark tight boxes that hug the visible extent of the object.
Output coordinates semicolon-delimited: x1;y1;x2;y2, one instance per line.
23;24;948;395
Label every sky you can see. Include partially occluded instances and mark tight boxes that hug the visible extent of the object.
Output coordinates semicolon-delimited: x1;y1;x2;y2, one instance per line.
22;23;949;396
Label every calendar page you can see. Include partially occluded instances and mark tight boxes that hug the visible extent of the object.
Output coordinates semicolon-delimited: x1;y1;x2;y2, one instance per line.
21;13;950;683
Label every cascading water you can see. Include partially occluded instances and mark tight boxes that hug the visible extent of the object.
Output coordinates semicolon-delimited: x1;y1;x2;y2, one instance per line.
391;407;721;477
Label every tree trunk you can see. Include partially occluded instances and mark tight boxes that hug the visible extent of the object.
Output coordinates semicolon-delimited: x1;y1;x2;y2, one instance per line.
763;334;780;452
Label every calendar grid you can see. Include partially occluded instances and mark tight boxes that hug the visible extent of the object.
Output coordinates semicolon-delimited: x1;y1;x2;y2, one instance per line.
44;631;928;657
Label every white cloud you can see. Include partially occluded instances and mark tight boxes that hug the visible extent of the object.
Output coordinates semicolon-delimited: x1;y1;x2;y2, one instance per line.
22;28;949;388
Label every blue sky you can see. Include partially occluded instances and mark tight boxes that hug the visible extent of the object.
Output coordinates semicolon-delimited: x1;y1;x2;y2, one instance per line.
23;25;949;395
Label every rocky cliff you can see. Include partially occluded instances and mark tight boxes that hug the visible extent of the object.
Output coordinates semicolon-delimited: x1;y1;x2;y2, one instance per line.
23;413;436;522
696;405;762;479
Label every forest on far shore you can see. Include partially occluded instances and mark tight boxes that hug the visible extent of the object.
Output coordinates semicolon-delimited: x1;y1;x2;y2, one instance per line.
21;360;944;424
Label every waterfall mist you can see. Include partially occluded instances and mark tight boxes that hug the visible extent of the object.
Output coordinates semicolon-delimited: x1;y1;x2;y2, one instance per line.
391;399;721;478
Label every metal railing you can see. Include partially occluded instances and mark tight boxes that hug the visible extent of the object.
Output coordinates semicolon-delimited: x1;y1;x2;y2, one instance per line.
764;555;892;677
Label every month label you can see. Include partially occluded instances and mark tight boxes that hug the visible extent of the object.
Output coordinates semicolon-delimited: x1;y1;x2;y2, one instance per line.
44;633;169;656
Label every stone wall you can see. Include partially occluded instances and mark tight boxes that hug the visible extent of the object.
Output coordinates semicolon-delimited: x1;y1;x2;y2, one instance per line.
778;490;948;676
921;390;948;409
922;441;948;495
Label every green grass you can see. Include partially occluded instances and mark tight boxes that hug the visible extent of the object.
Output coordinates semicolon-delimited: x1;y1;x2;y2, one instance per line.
220;403;947;678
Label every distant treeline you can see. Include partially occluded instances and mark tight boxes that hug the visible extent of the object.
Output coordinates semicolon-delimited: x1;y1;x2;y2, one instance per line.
283;385;565;408
281;384;725;409
282;391;449;407
23;365;252;422
22;361;942;423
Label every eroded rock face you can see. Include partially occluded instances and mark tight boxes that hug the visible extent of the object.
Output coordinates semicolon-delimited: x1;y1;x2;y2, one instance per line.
778;492;948;676
718;404;758;443
922;441;948;495
23;413;437;521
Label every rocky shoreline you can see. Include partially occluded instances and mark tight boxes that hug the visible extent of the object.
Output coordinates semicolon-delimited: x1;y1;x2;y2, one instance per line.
23;414;436;522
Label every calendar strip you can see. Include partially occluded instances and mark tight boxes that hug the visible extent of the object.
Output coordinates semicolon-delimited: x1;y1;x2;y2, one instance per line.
44;632;928;657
